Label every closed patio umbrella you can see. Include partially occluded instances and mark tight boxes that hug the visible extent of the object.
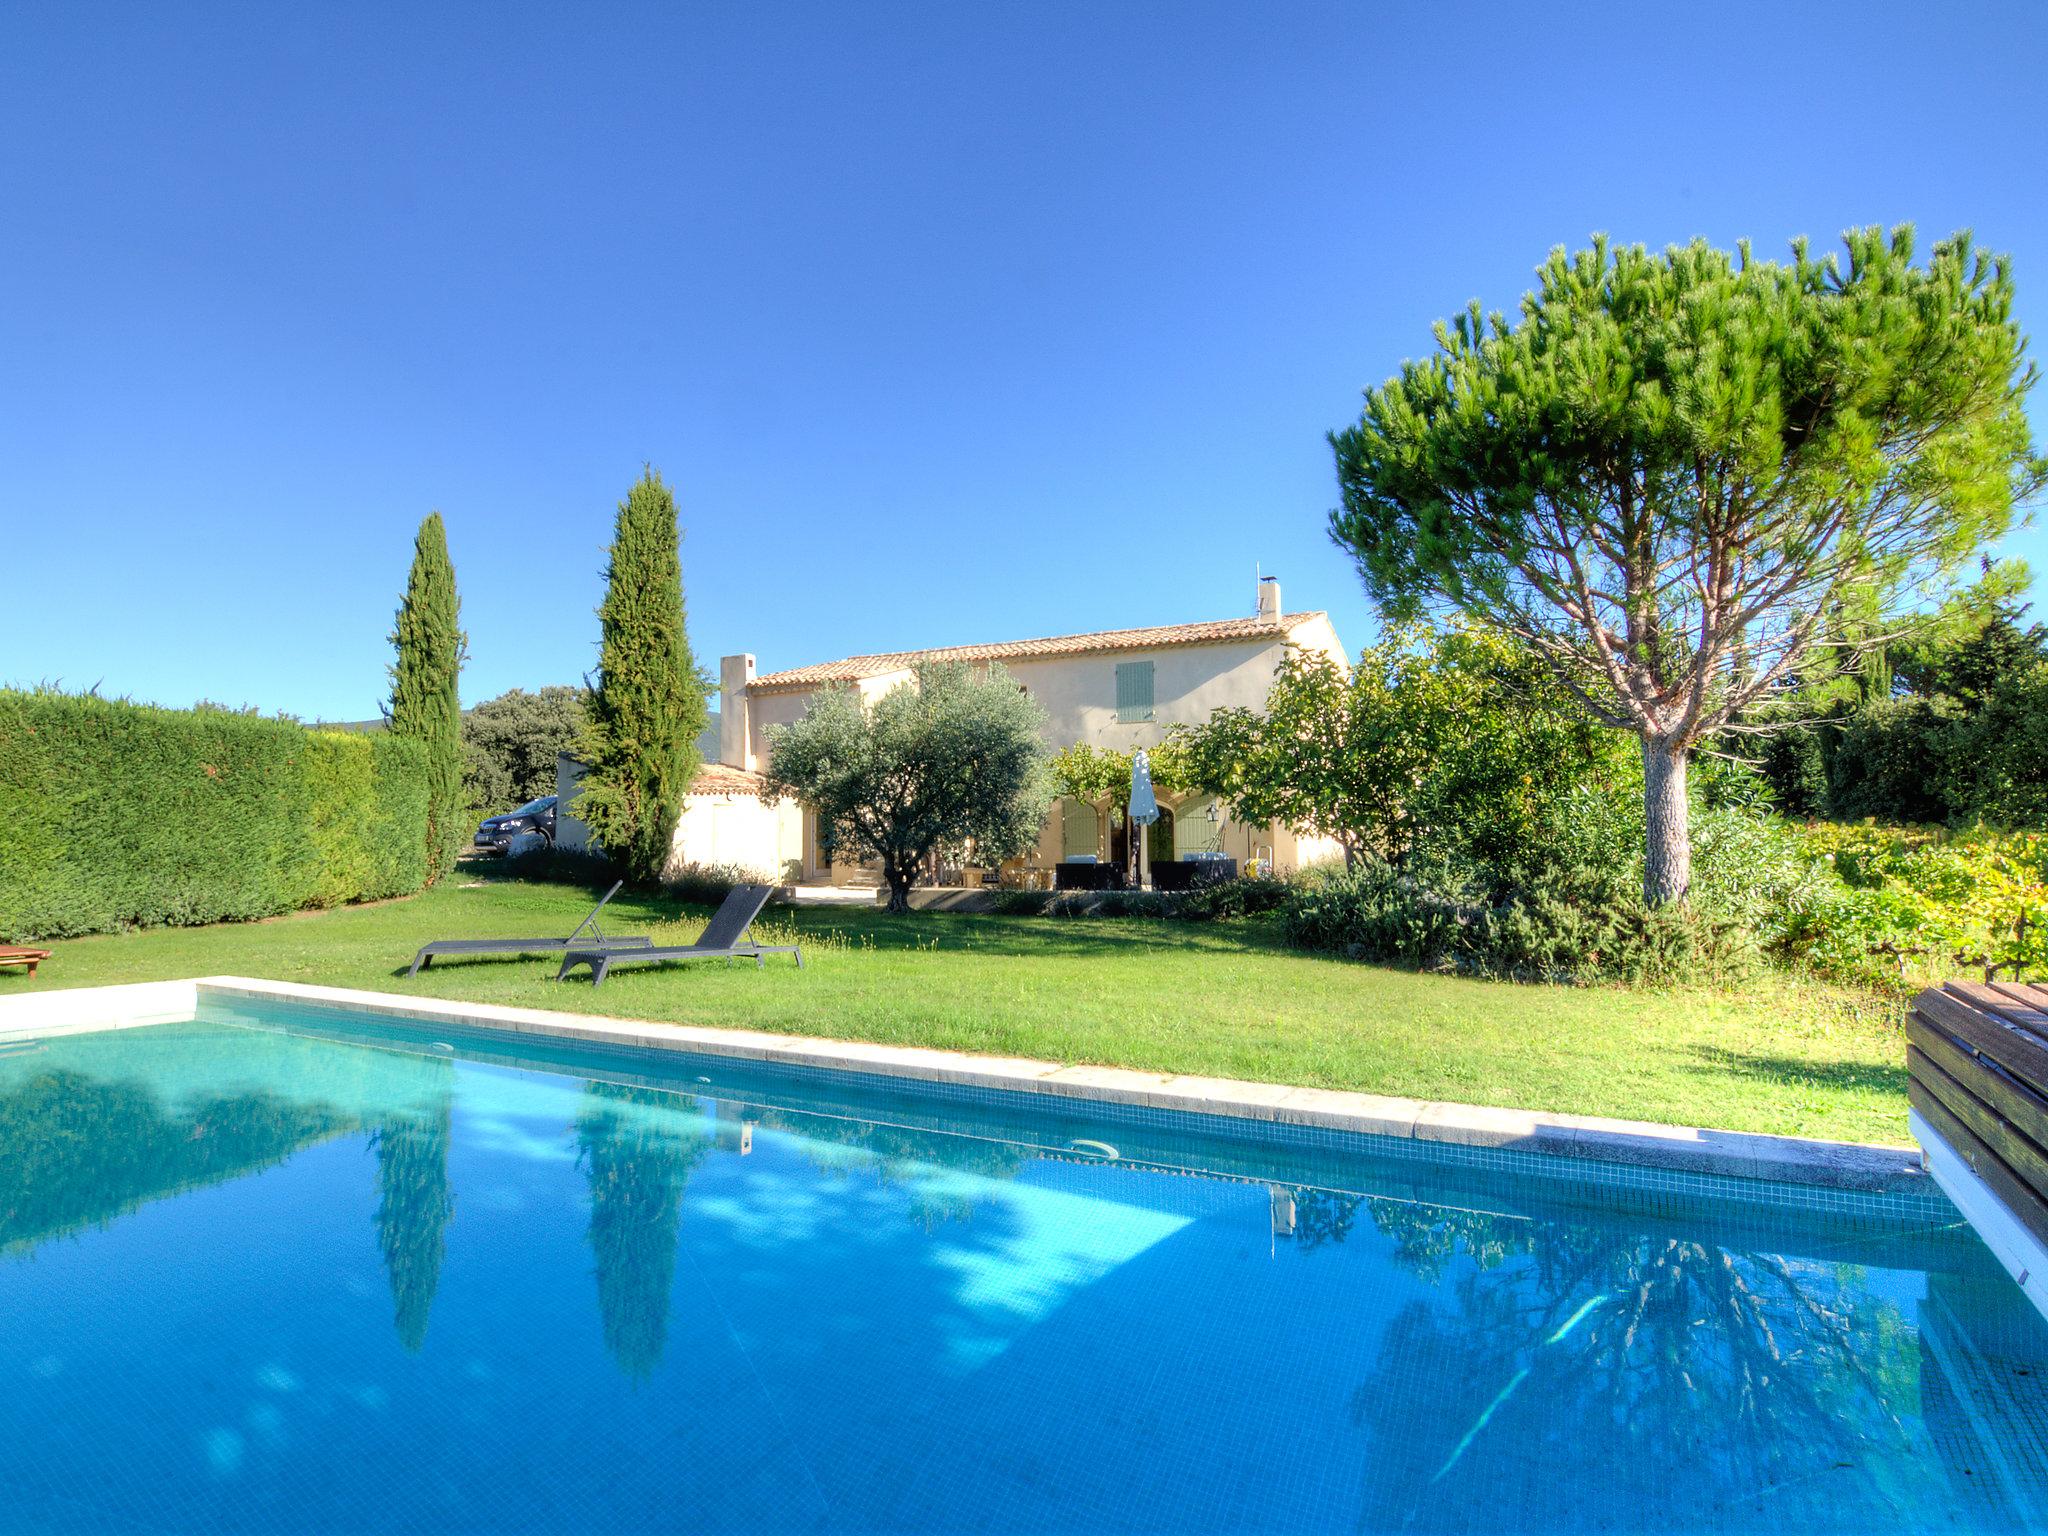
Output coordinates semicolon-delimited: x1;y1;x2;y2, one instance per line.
1128;749;1160;889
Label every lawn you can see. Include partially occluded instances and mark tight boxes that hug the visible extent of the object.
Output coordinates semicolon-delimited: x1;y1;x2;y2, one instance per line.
9;873;1911;1145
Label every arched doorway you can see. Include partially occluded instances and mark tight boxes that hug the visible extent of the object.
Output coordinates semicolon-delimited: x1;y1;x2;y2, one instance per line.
1109;805;1175;884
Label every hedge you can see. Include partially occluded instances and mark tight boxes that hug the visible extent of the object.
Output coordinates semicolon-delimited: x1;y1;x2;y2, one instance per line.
0;690;432;941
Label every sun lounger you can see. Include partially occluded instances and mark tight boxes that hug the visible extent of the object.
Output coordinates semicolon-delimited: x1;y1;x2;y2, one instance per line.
0;945;53;978
408;881;652;976
556;882;801;986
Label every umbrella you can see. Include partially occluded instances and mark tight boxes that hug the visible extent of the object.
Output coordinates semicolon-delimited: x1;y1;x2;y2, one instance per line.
1128;750;1160;889
1128;750;1160;827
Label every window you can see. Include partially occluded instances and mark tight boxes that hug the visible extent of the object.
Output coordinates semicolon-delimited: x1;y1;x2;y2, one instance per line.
1114;660;1155;723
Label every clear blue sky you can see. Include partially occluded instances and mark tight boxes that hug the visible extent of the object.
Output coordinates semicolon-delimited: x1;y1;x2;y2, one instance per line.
3;1;2044;722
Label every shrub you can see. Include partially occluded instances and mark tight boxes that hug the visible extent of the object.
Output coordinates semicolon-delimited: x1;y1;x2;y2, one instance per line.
303;731;430;907
1753;727;1830;819
1281;856;1481;973
1686;806;1836;944
1777;823;2048;990
1948;667;2048;828
661;860;776;907
0;690;432;940
489;843;620;890
359;735;433;899
489;841;775;909
983;873;1294;922
1076;889;1181;919
1176;874;1294;920
463;685;587;812
1826;698;1957;825
1281;838;1762;987
990;889;1057;917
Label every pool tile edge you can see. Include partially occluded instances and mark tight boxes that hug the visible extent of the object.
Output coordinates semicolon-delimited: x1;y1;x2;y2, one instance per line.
0;979;198;1038
146;974;1931;1197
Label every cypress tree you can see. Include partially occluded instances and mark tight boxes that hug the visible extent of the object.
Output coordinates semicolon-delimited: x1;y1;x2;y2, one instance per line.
388;512;467;881
579;467;708;883
373;1089;454;1353
576;1084;707;1382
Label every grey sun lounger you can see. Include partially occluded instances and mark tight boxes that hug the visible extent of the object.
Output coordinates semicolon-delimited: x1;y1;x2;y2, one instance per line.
556;882;802;986
407;880;653;976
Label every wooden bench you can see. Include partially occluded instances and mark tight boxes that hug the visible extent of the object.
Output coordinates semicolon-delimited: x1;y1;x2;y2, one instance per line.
0;945;52;978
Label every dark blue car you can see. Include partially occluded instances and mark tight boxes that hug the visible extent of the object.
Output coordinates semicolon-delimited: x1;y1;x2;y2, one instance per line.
474;795;556;854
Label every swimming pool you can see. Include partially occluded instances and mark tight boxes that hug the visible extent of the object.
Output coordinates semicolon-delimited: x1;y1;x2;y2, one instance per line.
4;989;2046;1534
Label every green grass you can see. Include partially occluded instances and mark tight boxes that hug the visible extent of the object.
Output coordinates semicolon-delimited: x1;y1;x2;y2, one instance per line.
10;873;1911;1145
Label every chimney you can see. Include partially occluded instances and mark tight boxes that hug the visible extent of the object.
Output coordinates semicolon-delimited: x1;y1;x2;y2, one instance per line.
719;654;755;769
1256;575;1281;624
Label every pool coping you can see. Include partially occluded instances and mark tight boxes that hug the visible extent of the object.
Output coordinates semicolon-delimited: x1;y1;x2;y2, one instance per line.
0;974;1928;1195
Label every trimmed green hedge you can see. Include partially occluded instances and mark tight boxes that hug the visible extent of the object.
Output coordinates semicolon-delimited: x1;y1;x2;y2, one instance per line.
0;690;432;941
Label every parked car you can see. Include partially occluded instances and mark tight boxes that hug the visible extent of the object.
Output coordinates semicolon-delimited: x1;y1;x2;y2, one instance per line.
474;795;557;854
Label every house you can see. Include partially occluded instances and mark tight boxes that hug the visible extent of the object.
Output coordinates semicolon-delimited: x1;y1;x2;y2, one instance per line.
558;576;1346;884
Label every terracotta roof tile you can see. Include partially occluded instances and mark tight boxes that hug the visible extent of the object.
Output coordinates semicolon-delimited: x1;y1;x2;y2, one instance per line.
750;611;1325;690
688;763;771;797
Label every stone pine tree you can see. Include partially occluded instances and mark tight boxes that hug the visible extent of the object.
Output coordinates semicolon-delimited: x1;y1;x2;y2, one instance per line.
577;468;709;883
1329;227;2043;905
388;512;468;881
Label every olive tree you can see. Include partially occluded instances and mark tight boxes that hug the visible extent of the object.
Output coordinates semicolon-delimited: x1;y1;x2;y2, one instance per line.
1330;227;2042;903
765;662;1052;913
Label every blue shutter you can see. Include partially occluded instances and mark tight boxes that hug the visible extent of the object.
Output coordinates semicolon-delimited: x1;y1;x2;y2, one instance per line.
1115;661;1155;723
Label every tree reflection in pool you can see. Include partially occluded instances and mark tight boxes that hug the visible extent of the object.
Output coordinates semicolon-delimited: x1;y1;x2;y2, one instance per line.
1;1005;2043;1535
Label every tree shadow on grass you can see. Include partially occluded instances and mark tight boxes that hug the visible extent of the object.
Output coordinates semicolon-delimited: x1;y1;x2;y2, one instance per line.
442;873;1306;966
1684;1042;1907;1100
783;908;1295;962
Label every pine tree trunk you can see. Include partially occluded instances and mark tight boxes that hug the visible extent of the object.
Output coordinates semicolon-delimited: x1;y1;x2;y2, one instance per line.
1642;735;1690;907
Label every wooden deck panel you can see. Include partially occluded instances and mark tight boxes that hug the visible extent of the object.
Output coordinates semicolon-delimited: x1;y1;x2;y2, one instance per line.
1912;980;2048;1253
1914;986;2048;1094
1907;1042;2048;1230
1911;1078;2048;1251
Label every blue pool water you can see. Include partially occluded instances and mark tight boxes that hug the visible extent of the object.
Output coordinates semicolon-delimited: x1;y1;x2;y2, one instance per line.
4;999;2048;1534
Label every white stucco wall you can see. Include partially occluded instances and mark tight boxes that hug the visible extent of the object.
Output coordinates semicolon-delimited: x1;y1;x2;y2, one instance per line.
556;753;801;881
734;609;1353;883
744;625;1340;768
666;792;803;881
555;753;593;851
1003;636;1289;753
